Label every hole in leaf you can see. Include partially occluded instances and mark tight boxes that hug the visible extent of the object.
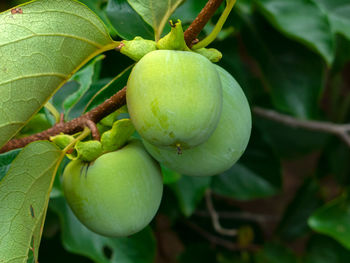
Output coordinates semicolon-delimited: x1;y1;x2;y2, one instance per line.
103;246;113;260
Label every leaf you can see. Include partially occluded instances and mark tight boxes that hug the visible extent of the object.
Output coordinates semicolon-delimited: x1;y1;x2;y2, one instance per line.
0;149;21;181
169;175;211;217
315;0;350;41
240;13;326;118
256;0;334;65
78;0;118;36
308;193;350;249
127;0;185;40
255;242;298;263
106;0;154;40
211;128;282;200
0;141;64;263
63;55;104;119
277;178;322;240
304;235;350;263
50;196;156;263
0;0;117;148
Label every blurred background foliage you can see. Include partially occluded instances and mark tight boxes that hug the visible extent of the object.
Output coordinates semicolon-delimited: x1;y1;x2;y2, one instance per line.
1;0;350;262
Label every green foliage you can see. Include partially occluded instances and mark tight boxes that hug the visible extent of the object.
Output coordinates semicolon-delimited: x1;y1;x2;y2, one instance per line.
257;0;334;64
1;0;350;261
0;141;63;262
309;193;350;249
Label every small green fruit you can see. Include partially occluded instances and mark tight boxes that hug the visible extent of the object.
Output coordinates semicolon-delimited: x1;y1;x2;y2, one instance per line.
126;50;222;150
144;66;251;176
62;140;163;237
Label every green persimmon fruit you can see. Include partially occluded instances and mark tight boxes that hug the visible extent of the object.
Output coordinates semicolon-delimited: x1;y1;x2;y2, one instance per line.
62;140;163;237
126;50;222;150
144;66;251;176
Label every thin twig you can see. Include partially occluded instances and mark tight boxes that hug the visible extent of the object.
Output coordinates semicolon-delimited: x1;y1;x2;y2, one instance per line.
184;220;261;252
205;189;238;237
253;107;350;147
184;0;225;47
195;210;279;223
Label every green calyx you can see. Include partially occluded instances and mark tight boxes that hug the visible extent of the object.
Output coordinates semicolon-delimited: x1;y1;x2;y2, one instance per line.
156;20;189;51
75;140;103;162
101;118;135;153
118;19;224;62
119;37;157;61
194;48;222;62
50;134;75;150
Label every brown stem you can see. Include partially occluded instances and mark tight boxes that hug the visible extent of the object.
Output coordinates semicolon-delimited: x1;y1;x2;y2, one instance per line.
253;107;350;147
184;0;225;47
0;87;126;153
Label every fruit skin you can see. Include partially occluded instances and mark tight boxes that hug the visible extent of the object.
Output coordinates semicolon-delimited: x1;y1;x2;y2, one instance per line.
126;50;222;149
144;65;251;176
62;140;163;237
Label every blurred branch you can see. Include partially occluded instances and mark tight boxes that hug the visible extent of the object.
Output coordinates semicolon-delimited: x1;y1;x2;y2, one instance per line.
184;220;261;252
205;189;238;236
253;107;350;147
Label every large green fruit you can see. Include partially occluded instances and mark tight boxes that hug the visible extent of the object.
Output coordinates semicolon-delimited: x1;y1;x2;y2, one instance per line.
62;140;163;237
126;50;222;150
144;66;251;176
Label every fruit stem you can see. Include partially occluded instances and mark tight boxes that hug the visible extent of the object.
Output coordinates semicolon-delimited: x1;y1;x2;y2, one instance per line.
63;126;91;154
192;0;237;50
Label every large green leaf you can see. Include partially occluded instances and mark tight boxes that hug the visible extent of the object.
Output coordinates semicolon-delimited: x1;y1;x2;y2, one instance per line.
78;0;118;36
240;13;326;118
50;197;156;263
315;0;350;41
0;0;117;148
0;141;64;262
308;193;350;249
106;0;154;40
127;0;185;40
256;0;334;65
